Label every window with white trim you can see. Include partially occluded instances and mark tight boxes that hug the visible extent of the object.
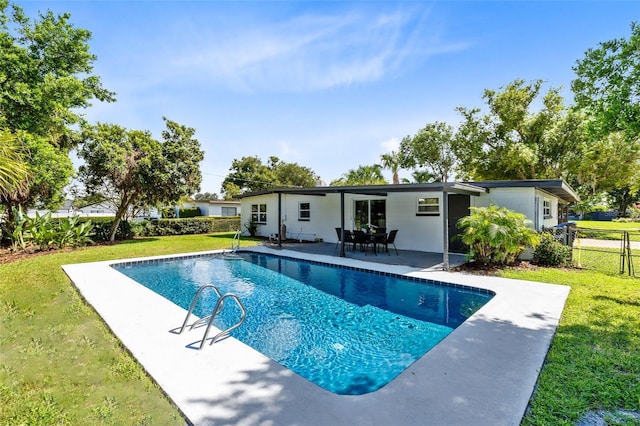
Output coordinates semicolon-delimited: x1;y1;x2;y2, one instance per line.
221;206;237;216
543;199;552;218
417;197;440;216
298;202;310;221
251;204;267;224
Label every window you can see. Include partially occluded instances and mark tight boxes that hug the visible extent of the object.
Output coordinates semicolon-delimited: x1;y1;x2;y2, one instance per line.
251;204;267;224
354;200;386;229
543;199;552;218
221;206;237;216
417;197;439;216
298;202;310;221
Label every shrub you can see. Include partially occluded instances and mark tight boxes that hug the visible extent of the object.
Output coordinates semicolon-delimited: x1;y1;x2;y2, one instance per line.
177;207;200;218
457;205;539;265
533;232;572;266
244;218;259;237
90;217;134;241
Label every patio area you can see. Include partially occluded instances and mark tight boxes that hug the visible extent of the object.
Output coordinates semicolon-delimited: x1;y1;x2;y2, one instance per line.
262;240;467;270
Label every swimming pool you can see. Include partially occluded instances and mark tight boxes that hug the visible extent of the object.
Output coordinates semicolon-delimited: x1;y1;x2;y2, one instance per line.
114;251;493;395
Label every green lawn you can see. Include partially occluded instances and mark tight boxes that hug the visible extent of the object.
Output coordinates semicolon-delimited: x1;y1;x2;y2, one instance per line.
0;233;260;425
1;233;638;425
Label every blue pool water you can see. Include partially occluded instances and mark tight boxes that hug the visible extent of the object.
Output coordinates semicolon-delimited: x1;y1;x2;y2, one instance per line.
113;252;493;395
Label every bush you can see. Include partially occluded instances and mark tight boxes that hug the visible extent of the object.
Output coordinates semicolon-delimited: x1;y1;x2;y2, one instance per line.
457;205;539;265
90;217;134;241
177;207;200;218
533;232;572;266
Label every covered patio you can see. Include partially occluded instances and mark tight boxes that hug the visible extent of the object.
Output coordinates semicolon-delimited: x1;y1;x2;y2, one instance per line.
261;240;468;270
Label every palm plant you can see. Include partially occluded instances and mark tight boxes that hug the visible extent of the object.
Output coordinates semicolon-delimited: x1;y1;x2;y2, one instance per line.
380;151;402;184
457;205;539;265
0;130;30;199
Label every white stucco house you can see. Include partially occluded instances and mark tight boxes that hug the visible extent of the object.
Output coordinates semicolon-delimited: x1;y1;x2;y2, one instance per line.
187;200;241;217
236;180;579;256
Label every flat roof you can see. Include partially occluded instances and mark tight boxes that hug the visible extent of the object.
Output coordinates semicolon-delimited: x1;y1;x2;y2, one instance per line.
235;179;580;203
236;182;487;198
468;179;580;203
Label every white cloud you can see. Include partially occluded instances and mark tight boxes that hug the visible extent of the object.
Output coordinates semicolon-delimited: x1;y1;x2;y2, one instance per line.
161;6;468;93
379;137;401;153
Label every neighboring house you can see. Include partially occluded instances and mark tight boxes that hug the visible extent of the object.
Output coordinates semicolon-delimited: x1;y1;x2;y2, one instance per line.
187;200;241;217
28;201;159;219
236;179;579;255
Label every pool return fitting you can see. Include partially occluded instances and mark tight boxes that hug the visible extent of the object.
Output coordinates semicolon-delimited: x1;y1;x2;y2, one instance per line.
178;284;247;349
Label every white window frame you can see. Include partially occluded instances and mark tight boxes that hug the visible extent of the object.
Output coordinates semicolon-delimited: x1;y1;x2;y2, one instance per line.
298;202;310;221
416;197;440;216
543;199;552;219
251;204;267;224
221;206;237;216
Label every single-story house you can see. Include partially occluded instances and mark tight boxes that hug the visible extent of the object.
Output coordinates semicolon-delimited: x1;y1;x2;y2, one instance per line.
186;200;241;217
237;179;579;259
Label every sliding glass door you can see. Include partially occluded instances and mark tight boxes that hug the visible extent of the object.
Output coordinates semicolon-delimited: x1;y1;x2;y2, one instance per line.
354;199;386;229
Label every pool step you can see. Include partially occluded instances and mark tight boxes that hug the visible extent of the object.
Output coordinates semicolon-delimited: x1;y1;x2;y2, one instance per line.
178;284;247;349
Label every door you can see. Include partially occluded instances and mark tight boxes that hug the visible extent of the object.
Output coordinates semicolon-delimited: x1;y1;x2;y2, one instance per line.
447;194;470;253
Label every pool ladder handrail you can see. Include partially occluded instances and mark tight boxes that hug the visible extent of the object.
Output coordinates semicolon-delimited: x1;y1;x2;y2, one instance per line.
178;284;247;350
231;229;241;251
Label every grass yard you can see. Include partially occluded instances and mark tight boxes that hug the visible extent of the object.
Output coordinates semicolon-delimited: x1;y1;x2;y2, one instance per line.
508;249;640;425
0;233;260;425
575;220;640;242
1;232;638;425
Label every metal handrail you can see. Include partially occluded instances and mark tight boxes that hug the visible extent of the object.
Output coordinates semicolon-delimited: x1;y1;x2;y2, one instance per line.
178;284;224;334
199;294;247;349
231;229;241;250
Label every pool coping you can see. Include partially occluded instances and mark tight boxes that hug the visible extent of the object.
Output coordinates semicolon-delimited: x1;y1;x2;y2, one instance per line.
63;246;570;426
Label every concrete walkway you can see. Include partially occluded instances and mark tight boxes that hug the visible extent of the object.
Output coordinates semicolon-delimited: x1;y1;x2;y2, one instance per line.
63;246;570;426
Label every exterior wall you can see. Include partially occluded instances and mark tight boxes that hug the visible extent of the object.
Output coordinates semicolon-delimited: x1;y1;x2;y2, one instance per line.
241;191;446;252
188;201;240;217
472;187;561;231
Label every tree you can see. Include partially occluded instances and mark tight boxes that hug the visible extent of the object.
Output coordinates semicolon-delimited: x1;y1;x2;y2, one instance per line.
193;192;219;200
0;129;30;199
268;156;319;188
221;155;318;195
330;164;387;186
572;22;640;213
572;22;640;138
78;118;204;241
0;1;114;221
380;151;402;184
399;123;458;182
0;1;115;145
455;79;587;182
0;130;74;225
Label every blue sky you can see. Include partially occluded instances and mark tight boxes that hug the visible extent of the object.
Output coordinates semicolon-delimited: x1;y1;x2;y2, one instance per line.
21;1;639;194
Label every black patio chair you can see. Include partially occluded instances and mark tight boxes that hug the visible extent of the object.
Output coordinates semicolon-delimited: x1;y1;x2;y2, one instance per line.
381;229;399;255
335;228;354;250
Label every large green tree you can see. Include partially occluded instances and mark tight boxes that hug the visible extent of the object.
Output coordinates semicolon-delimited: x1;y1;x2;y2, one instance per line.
78;118;204;241
0;1;114;223
221;156;318;195
572;22;640;138
399;123;458;182
455;79;587;182
572;22;640;213
0;1;115;144
330;164;387;186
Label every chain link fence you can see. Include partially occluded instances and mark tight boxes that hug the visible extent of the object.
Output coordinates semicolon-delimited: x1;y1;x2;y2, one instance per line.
544;225;638;278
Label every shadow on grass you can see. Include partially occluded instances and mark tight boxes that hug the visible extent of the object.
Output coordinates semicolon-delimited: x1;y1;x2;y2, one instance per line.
115;237;160;244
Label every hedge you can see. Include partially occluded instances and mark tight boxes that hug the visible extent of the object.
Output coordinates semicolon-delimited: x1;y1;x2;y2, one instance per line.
132;216;240;237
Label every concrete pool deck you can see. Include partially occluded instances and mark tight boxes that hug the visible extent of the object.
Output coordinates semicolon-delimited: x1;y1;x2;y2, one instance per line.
63;246;570;426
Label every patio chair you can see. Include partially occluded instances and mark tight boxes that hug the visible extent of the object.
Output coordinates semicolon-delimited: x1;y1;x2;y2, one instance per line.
380;229;399;255
335;228;354;250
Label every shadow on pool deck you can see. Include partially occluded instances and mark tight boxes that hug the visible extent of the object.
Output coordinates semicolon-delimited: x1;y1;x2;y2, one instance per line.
261;241;466;270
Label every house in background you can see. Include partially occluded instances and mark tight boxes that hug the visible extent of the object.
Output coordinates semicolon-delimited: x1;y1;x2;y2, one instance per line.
236;179;579;256
28;201;159;219
188;199;241;217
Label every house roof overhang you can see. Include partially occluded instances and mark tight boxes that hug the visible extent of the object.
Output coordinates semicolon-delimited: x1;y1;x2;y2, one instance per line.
468;179;580;204
235;182;488;199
